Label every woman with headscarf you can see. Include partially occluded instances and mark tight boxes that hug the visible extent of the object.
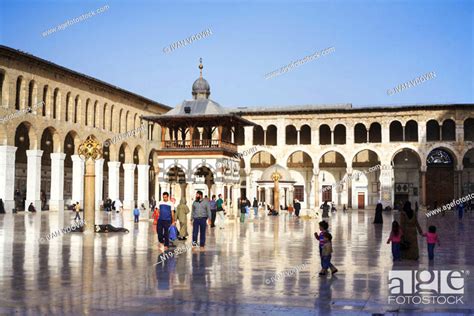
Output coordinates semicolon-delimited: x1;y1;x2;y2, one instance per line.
176;199;190;240
400;201;423;260
373;202;383;224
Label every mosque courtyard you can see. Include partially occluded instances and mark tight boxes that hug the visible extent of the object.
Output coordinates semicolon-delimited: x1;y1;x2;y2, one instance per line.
0;208;472;315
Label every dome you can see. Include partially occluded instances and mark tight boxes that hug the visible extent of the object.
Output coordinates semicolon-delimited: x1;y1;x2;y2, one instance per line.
192;77;210;95
259;164;294;182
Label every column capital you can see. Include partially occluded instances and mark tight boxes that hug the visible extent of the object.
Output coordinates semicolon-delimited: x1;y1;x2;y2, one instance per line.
122;163;136;171
313;168;320;176
108;161;121;168
71;154;84;162
420;165;427;172
95;158;104;167
26;149;43;158
137;164;150;172
346;167;353;175
0;145;17;155
50;152;66;160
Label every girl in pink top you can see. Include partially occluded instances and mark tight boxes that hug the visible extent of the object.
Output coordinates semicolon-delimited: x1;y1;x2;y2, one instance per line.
423;225;440;260
387;221;403;261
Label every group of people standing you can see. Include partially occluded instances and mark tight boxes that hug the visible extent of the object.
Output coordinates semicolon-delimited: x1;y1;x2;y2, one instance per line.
153;191;227;252
380;201;441;262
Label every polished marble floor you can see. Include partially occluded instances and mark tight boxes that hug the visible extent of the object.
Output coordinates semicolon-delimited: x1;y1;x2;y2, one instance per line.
0;208;473;315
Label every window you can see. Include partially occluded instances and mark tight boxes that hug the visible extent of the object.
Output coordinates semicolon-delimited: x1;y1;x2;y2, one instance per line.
294;185;305;202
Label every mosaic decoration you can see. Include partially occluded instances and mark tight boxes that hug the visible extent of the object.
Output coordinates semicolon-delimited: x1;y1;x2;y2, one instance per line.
427;149;453;165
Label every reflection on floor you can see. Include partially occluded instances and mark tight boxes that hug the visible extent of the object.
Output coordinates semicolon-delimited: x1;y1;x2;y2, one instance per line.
0;208;473;315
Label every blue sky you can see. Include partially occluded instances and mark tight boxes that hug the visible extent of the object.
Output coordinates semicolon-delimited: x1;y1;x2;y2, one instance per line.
0;0;472;109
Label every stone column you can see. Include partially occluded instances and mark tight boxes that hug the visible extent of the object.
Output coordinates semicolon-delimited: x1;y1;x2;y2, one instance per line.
346;167;353;209
232;185;240;218
420;167;427;206
0;146;17;213
245;169;251;199
297;130;301;145
310;170;318;209
95;159;104;211
226;185;232;214
457;167;463;198
137;164;149;217
160;182;170;195
123;163;136;210
186;181;194;209
331;130;334;145
71;155;84;206
107;161;121;201
84;159;95;234
379;164;394;208
244;126;253;146
154;167;160;201
214;182;224;197
49;153;66;212
265;187;271;206
26;150;43;211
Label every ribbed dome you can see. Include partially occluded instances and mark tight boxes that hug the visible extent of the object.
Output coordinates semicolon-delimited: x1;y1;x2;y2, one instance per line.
192;77;210;98
259;164;294;182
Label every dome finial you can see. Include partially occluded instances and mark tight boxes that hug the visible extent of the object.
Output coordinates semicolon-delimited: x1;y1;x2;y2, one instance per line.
199;57;203;78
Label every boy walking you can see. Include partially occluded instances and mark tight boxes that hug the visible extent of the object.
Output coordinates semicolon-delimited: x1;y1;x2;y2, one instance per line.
74;202;81;221
133;205;140;223
157;192;175;251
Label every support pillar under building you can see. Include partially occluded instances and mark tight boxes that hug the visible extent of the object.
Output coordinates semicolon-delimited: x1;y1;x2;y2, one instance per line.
49;153;66;212
26;149;43;211
71;154;85;207
0;146;17;213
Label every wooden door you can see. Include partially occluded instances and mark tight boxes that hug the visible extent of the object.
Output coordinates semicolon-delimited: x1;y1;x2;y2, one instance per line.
358;193;365;209
322;185;332;202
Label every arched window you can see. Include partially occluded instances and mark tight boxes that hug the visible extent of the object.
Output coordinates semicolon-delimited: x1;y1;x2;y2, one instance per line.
426;120;440;141
354;123;367;143
442;119;456;141
464;118;474;141
253;126;264;145
389;121;403;142
369;122;381;143
300;125;311;144
333;124;346;144
405;120;418;142
319;125;331;145
15;76;23;110
285;125;297;145
266;125;277;146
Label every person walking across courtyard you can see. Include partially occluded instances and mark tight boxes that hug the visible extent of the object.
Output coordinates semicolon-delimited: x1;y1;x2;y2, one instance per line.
157;192;175;251
133;204;140;223
423;225;440;261
252;198;259;219
74;202;81;220
192;190;211;250
176;199;190;240
216;194;226;229
294;199;301;217
210;195;217;228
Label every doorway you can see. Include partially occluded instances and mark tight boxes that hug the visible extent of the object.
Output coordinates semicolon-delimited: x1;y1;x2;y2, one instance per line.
358;192;365;209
